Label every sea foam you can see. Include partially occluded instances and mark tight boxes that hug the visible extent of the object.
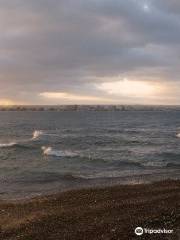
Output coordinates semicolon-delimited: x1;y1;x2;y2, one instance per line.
42;146;77;157
0;142;17;148
176;133;180;138
32;130;44;140
0;130;44;148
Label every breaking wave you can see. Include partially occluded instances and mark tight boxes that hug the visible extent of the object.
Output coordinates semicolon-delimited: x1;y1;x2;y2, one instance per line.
32;130;44;140
0;130;45;148
42;146;77;157
0;142;34;150
176;133;180;138
0;142;17;148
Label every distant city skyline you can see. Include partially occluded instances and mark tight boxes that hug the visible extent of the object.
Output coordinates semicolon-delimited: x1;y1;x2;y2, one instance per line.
0;0;180;105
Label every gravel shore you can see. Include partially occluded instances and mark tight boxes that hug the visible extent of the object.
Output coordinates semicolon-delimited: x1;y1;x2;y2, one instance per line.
0;180;179;240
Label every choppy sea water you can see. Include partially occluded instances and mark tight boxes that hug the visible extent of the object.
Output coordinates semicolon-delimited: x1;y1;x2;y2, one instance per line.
0;110;180;199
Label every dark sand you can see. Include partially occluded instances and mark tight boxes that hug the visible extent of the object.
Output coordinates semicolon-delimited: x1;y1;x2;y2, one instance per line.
0;180;179;240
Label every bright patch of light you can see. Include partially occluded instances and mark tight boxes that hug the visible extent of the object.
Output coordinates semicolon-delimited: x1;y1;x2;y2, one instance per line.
0;99;15;106
97;79;162;98
40;92;111;102
143;3;150;12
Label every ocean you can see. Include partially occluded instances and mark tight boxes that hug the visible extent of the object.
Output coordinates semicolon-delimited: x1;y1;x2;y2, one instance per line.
0;110;180;199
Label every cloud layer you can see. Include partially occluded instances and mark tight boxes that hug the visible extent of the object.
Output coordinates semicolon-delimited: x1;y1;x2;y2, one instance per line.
0;0;180;104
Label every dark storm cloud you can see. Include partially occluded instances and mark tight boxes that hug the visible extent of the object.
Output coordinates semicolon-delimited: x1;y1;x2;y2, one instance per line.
0;0;180;103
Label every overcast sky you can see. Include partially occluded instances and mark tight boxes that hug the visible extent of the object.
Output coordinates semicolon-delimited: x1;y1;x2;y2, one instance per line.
0;0;180;105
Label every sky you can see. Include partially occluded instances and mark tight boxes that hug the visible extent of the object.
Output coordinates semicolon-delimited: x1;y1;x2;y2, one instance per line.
0;0;180;105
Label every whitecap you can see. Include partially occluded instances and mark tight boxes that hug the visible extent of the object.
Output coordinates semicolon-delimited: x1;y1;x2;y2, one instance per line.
41;146;77;157
32;130;44;140
0;142;17;148
176;133;180;138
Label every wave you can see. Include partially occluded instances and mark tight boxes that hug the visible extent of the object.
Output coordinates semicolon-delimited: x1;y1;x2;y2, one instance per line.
158;152;180;161
176;132;180;138
116;160;180;169
0;142;34;150
0;130;50;149
15;171;85;184
0;142;17;148
0;129;44;148
116;161;144;168
32;130;44;140
142;162;168;167
166;163;180;168
42;146;77;157
139;161;180;168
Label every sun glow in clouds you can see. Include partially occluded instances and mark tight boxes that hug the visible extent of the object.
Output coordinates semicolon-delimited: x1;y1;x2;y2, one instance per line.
40;79;166;104
0;99;15;106
97;78;163;98
40;92;112;103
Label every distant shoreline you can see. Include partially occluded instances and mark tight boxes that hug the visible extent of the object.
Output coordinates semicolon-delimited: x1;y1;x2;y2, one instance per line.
0;180;179;240
1;104;180;111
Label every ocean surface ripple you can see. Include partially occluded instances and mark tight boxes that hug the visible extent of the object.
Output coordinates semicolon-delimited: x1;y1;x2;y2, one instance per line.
0;110;180;199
